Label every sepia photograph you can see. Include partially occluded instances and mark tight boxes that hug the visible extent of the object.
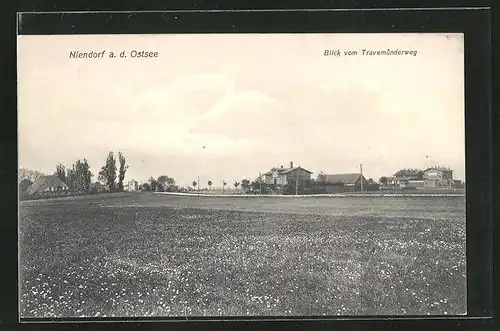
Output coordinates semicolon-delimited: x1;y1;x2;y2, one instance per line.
17;33;466;318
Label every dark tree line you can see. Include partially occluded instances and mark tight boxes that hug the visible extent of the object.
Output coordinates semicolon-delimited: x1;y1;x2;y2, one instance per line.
97;152;117;191
118;152;128;191
55;159;92;193
139;175;179;192
97;151;128;192
52;151;129;194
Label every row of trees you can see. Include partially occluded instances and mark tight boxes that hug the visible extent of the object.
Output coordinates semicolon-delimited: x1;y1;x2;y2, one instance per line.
189;180;242;191
21;158;390;197
186;177;382;195
186;177;328;195
139;175;180;192
182;176;419;193
55;159;93;193
95;151;128;192
52;151;129;194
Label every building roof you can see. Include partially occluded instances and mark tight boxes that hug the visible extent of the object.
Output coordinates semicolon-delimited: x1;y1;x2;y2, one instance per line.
281;167;313;174
423;166;453;172
27;175;69;195
263;167;291;176
19;179;33;192
318;173;363;185
394;168;423;178
263;166;312;175
269;166;290;172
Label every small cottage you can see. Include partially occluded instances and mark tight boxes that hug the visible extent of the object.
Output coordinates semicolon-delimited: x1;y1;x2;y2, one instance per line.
27;175;69;196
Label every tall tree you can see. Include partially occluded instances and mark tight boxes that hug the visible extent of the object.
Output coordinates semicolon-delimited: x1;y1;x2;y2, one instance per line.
82;159;92;193
69;160;91;192
241;179;251;191
139;182;151;191
98;152;117;191
117;152;129;191
148;177;158;192
66;167;76;190
158;175;175;191
234;181;240;189
208;180;212;190
66;159;92;193
192;181;197;189
54;164;66;183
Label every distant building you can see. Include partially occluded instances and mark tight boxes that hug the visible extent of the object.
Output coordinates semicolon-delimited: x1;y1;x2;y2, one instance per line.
262;161;312;186
385;176;397;185
393;168;424;181
124;179;139;192
27;175;69;196
423;166;454;188
392;168;424;188
317;173;368;193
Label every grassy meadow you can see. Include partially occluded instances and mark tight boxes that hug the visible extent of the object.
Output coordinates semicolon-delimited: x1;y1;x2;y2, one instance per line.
19;192;466;318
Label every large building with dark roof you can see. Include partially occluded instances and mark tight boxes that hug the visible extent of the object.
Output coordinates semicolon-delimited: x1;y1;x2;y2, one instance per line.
27;175;69;196
262;161;312;186
423;166;454;187
389;166;455;189
317;173;368;193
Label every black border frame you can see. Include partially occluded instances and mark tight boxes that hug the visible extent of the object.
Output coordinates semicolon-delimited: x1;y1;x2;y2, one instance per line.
3;3;495;331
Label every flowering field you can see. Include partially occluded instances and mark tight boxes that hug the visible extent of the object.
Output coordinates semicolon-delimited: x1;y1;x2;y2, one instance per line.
19;192;466;318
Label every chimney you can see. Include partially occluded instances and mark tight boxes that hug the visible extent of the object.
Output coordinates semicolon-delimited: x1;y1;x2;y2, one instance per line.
290;161;294;168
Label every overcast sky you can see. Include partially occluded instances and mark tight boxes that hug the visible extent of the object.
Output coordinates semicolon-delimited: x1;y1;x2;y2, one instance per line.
17;33;465;187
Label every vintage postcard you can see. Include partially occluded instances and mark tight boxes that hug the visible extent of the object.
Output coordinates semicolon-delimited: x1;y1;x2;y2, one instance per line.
17;33;466;318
